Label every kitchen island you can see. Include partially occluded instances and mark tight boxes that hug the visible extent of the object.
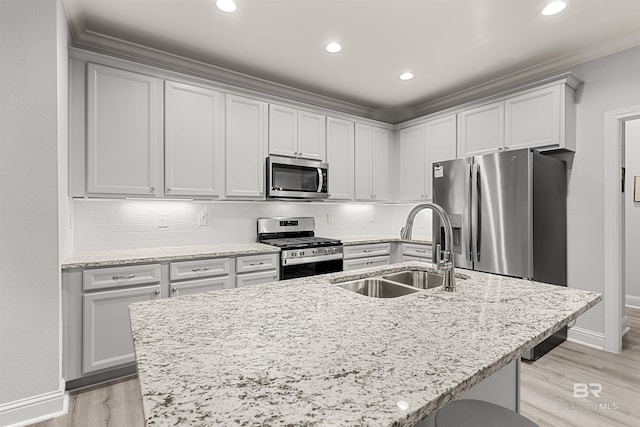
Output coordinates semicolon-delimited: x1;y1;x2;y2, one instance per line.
129;262;600;426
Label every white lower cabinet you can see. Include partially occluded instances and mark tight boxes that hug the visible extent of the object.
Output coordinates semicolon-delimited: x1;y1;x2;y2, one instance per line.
343;255;391;271
402;242;433;263
170;276;232;297
82;283;160;374
343;243;392;271
235;253;279;287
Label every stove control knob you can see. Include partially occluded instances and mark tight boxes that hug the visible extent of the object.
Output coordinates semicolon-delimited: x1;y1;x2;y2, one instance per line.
312;249;318;255
300;250;305;257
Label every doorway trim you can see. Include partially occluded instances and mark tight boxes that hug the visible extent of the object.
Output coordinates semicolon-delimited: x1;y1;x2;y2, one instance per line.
603;105;640;353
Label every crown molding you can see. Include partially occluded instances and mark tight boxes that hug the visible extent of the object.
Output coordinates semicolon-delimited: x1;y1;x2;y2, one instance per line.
62;0;640;125
67;26;382;122
400;32;640;124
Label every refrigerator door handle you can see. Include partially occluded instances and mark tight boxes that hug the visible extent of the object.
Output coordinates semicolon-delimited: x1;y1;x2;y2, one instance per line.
471;163;481;263
467;164;473;262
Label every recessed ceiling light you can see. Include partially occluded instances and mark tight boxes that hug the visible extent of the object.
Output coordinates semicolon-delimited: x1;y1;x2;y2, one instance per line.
216;0;237;13
326;42;342;53
541;1;567;16
400;72;414;81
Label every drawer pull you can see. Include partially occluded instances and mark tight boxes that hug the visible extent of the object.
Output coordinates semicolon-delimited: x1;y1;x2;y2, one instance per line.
171;286;177;293
416;249;426;253
192;267;211;272
249;261;265;266
363;249;372;253
112;274;135;280
154;289;160;295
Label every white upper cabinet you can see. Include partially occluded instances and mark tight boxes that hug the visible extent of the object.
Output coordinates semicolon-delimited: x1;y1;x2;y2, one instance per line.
326;117;354;200
397;124;426;201
268;104;297;157
355;123;390;201
397;114;456;201
457;100;505;157
164;81;224;198
297;110;326;160
225;94;268;199
505;84;573;151
86;64;162;196
269;103;325;160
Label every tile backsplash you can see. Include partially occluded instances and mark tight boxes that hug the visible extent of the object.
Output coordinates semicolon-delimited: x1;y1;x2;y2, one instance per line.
73;199;433;252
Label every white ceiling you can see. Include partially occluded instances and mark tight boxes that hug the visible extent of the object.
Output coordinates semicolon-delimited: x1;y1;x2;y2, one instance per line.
63;0;640;123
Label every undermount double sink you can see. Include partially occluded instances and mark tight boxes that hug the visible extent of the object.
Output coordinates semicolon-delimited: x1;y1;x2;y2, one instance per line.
338;269;461;298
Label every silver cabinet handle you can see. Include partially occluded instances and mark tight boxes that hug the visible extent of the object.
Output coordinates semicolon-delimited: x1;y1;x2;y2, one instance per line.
363;249;372;253
249;261;265;266
150;186;156;192
166;187;172;192
192;267;211;272
416;249;426;253
112;274;135;280
154;289;160;295
171;286;177;293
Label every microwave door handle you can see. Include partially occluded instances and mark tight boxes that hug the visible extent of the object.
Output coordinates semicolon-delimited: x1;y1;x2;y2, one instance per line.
317;168;323;192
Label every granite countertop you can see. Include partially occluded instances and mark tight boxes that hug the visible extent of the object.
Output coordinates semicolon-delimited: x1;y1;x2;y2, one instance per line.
61;236;430;269
61;243;279;270
340;235;432;245
129;262;601;426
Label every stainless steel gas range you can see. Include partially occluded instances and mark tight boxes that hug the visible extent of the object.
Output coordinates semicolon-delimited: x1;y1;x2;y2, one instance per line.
257;217;343;280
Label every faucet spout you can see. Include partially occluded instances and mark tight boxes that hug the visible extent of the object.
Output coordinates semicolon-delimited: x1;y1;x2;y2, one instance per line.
401;202;456;292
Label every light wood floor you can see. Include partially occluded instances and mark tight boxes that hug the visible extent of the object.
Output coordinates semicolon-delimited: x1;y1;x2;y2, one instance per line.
33;308;639;427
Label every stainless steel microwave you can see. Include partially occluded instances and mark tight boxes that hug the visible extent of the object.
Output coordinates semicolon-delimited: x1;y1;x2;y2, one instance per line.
266;156;329;200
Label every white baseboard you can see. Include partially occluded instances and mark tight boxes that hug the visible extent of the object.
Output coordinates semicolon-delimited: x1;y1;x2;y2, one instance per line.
0;388;68;427
625;294;640;309
567;326;605;350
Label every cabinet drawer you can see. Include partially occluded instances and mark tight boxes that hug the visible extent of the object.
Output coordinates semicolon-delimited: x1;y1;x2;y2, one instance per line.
236;253;278;273
402;254;433;264
169;276;232;297
343;243;391;259
343;255;391;271
170;258;230;281
236;270;279;288
403;243;433;259
82;284;161;374
83;264;161;291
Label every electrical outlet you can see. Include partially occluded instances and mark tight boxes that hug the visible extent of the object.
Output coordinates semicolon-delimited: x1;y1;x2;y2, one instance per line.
326;213;333;224
197;207;208;226
158;213;168;228
369;212;375;222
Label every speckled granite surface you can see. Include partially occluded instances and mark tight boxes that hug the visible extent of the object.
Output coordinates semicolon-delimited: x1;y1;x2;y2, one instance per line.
129;262;601;426
340;235;432;245
61;243;279;269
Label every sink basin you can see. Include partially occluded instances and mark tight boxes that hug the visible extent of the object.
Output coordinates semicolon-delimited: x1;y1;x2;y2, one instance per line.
337;278;419;298
382;270;444;290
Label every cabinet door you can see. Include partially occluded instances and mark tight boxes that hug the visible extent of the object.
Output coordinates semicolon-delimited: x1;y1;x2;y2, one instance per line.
426;114;457;197
457;101;504;157
505;85;560;151
268;104;298;157
397;124;426;201
297;110;326;161
372;127;390;201
326;117;354;200
86;64;161;196
236;270;279;287
165;81;223;197
354;123;374;200
82;284;160;374
225;95;267;198
169;276;232;297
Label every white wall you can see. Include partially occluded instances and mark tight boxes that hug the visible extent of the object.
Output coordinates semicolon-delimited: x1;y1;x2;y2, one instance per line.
625;119;640;308
72;200;434;251
558;46;640;340
0;0;67;424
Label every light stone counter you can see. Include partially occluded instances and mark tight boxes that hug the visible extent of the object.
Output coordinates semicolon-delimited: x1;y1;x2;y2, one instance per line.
61;243;279;270
129;262;601;426
339;235;432;245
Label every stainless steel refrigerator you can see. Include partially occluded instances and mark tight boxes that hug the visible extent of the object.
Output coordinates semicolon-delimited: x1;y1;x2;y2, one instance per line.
432;148;567;360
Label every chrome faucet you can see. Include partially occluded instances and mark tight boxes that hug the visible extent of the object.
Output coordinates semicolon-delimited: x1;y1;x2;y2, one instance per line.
400;202;456;292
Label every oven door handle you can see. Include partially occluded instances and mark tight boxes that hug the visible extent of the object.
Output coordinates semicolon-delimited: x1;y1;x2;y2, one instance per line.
282;253;343;266
317;168;323;193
